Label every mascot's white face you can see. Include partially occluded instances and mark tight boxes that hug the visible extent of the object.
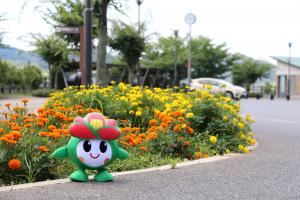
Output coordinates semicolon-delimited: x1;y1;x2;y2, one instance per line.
76;139;112;167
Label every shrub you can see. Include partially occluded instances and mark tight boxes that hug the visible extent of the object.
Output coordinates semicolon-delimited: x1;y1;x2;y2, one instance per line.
32;89;59;97
0;83;256;185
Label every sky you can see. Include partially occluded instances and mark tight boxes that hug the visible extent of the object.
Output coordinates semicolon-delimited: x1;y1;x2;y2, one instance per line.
0;0;300;63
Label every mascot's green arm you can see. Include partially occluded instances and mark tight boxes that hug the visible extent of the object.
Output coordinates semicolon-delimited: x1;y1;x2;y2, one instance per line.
51;146;68;158
118;148;129;160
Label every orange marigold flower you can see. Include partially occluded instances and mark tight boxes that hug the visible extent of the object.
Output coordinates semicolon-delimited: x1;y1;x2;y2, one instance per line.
178;117;184;122
203;154;209;158
173;124;182;133
24;123;32;128
147;126;157;132
139;146;147;152
195;152;203;159
148;132;158;139
48;125;56;131
138;133;147;139
39;132;50;137
38;145;49;152
0;128;4;133
10;131;21;139
36;122;44;127
160;123;169;128
7;140;17;144
50;132;61;138
183;141;190;148
149;119;158;126
177;136;183;141
186;127;194;135
39;118;49;123
4;103;11;108
24;118;34;123
21;99;29;104
12;126;21;131
8;159;21;170
67;117;74;122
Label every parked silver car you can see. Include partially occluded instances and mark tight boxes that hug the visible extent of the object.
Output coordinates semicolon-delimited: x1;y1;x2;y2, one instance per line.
189;78;247;99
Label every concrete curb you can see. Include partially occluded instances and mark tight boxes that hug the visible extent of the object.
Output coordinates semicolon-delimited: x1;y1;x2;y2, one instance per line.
0;142;258;192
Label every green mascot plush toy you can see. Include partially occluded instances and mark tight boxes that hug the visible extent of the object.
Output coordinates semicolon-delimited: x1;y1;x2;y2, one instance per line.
51;112;129;182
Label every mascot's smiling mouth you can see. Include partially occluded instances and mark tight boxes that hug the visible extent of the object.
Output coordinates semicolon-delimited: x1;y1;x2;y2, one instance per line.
90;153;100;159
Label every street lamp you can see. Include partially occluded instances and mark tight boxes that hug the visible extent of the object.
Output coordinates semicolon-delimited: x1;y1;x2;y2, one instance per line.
286;42;292;100
136;0;144;85
173;30;179;86
184;13;196;87
84;0;92;85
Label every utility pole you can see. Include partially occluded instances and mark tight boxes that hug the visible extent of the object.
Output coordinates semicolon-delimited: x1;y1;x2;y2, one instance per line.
84;0;93;85
184;13;196;87
136;0;144;85
173;30;178;86
286;42;292;100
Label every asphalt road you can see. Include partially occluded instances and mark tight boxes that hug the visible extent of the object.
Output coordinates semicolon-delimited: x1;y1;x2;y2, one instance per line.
1;98;300;200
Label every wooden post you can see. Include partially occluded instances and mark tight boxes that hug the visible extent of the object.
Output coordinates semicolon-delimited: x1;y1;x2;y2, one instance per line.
80;26;85;85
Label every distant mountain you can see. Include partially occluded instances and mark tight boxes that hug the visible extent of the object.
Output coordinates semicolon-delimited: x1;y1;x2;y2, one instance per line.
0;46;48;70
0;45;116;71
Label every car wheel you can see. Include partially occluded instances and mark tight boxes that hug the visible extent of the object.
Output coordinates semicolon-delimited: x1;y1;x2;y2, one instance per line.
225;91;235;100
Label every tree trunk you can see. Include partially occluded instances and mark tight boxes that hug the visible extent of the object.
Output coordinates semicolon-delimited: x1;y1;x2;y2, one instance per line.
119;67;126;82
96;0;110;86
54;70;58;89
141;67;149;86
128;66;135;85
48;64;53;89
151;69;160;88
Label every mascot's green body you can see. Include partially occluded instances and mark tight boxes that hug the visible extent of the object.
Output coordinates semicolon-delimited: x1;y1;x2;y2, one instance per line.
52;112;128;182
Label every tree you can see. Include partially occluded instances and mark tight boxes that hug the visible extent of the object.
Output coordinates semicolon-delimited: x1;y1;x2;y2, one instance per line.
232;54;273;92
34;34;68;89
191;36;235;78
43;0;100;49
21;64;43;89
96;0;123;86
109;21;145;85
141;35;186;86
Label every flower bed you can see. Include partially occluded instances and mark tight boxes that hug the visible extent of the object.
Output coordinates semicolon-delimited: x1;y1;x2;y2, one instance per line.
0;83;255;185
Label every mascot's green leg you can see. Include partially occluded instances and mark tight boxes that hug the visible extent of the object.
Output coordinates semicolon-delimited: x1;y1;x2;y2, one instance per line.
94;169;113;182
69;169;88;182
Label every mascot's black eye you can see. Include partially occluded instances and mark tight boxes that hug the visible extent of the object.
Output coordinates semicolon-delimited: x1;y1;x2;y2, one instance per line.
100;141;107;153
83;140;91;152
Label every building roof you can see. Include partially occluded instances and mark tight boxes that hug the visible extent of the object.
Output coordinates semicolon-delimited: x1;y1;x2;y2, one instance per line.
271;56;300;68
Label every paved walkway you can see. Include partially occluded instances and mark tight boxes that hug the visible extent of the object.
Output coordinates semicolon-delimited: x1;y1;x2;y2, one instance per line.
0;96;48;113
1;99;300;199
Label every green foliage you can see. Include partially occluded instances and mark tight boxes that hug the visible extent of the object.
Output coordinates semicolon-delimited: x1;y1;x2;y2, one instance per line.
191;36;235;78
21;65;44;89
44;0;100;49
232;54;273;91
142;36;186;69
109;21;145;84
34;34;68;88
0;61;43;90
32;89;59;97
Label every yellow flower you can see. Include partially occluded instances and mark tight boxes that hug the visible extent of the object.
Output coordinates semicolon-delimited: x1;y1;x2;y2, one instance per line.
135;111;142;116
238;144;244;151
243;147;249;154
209;136;218;144
232;118;238;124
204;84;212;90
238;122;245;129
240;132;246;139
223;116;228;122
129;110;135;115
225;149;231;154
186;112;194;118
